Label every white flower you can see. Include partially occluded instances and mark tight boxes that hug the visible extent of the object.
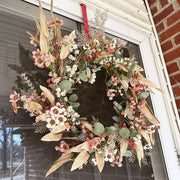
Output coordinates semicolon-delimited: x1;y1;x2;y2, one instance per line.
50;106;61;118
74;112;80;118
66;66;71;72
73;44;78;49
75;50;79;55
147;125;156;134
56;115;67;126
56;87;61;92
104;152;114;163
56;92;60;97
133;135;141;145
92;158;97;166
61;90;66;96
46;118;58;129
67;106;74;113
144;143;152;150
88;73;96;84
64;97;68;102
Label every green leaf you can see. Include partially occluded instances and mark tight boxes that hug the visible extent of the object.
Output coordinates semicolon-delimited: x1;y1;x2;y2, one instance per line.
60;80;72;91
69;94;78;102
108;141;116;149
93;122;105;135
92;66;101;73
86;68;91;78
114;102;122;110
124;150;132;157
71;102;80;108
139;92;150;99
131;129;138;137
106;79;112;87
121;80;128;89
79;72;88;82
104;126;116;136
119;128;130;138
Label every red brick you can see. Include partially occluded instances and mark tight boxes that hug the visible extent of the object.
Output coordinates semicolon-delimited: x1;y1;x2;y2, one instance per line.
164;46;180;63
156;22;165;33
161;40;173;52
167;10;180;26
160;0;168;7
167;62;179;74
174;33;180;45
170;73;180;85
173;86;180;97
154;5;174;24
148;0;157;6
151;7;158;15
177;0;180;6
175;99;180;109
159;22;180;42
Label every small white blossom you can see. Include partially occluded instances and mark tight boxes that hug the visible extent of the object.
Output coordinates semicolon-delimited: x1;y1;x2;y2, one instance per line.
89;73;96;84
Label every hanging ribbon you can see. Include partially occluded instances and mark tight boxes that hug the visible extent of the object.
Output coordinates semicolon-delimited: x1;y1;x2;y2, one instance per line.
80;3;89;35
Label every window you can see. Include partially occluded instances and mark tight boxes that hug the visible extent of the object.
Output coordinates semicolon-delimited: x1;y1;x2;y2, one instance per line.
0;0;179;179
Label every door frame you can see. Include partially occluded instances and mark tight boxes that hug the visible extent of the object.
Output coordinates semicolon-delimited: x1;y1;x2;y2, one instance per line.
3;0;180;179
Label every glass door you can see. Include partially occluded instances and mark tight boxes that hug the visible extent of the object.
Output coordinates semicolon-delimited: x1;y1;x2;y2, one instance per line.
0;1;168;180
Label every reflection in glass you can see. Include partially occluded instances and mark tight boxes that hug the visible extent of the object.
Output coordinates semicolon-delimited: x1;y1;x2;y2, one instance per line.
0;7;168;180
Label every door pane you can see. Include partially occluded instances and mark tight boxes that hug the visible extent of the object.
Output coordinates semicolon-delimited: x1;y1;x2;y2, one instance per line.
0;3;168;180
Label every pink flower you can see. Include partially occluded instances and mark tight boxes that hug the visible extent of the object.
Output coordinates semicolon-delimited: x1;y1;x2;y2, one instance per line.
12;102;18;113
55;141;69;153
20;73;26;77
30;37;37;47
10;91;20;103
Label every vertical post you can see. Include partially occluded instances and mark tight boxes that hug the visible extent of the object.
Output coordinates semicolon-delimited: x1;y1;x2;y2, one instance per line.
10;128;13;180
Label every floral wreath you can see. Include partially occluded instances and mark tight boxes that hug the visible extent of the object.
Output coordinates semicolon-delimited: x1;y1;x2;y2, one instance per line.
9;1;162;176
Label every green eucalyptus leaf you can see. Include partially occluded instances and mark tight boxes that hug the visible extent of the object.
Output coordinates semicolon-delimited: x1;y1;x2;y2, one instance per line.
92;66;101;73
93;122;105;135
69;94;78;102
121;80;128;89
139;92;150;99
79;72;88;82
86;68;91;78
104;126;116;136
124;150;132;157
106;79;112;87
119;128;130;138
71;102;80;108
131;129;138;137
60;80;72;91
108;141;116;149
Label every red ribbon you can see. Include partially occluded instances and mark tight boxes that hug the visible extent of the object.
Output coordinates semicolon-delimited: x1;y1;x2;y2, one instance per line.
80;3;89;35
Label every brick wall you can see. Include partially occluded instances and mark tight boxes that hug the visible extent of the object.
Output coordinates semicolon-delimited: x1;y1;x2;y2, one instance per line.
148;0;180;116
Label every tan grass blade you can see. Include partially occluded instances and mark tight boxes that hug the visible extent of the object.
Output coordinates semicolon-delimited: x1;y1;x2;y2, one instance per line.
46;153;74;177
120;138;129;158
51;124;66;134
136;142;144;168
150;133;155;145
140;130;150;144
81;121;93;132
40;85;55;105
39;1;49;37
139;103;159;125
50;0;55;19
137;74;163;93
129;87;138;103
36;113;47;121
27;101;42;112
71;150;90;171
60;44;72;60
41;132;62;141
95;151;104;172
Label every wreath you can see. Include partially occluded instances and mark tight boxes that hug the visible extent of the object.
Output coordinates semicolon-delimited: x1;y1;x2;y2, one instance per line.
9;1;162;176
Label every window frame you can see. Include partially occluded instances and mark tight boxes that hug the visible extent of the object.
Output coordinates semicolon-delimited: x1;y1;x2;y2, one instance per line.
2;0;180;179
